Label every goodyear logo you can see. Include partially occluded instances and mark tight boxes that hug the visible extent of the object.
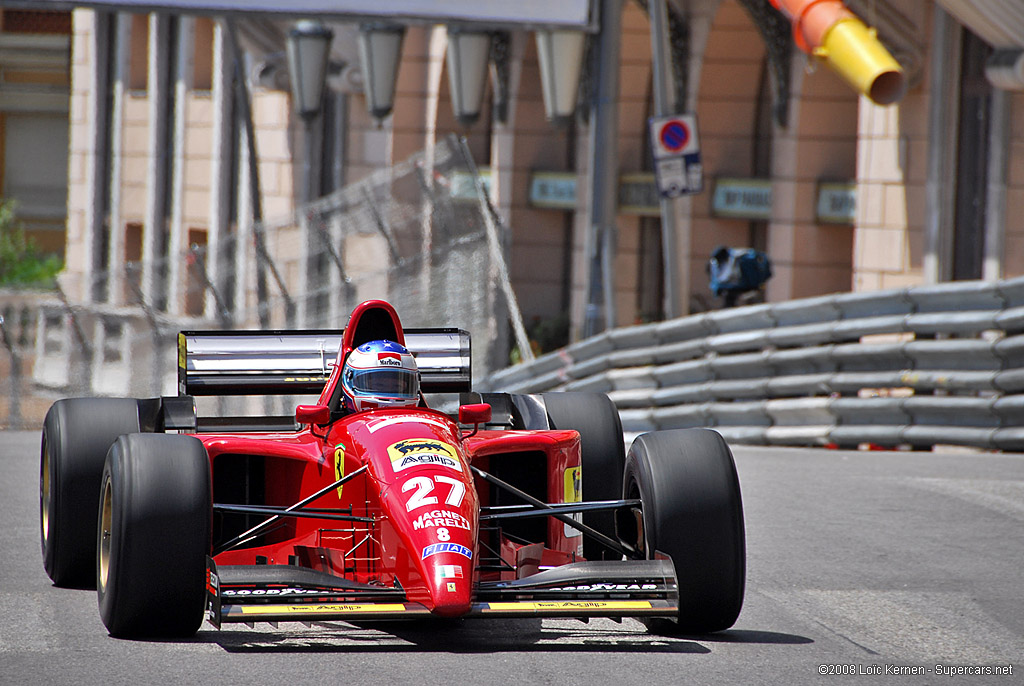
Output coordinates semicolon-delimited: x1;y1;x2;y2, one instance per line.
388;439;459;474
421;542;472;560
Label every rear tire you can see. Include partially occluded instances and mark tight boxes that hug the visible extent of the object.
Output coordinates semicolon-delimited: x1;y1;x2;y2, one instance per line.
40;398;141;588
622;429;745;634
97;433;211;638
541;392;625;561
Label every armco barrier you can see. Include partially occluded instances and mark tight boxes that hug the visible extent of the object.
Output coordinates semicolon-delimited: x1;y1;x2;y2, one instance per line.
478;277;1024;451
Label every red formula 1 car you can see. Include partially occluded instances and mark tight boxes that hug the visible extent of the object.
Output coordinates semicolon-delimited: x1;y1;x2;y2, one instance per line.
39;300;744;638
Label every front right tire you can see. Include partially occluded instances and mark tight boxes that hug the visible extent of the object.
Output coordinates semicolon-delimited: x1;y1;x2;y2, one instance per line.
97;433;211;638
541;392;626;561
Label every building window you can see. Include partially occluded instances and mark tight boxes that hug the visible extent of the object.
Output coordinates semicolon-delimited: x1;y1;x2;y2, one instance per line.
124;222;143;303
192;17;214;92
128;14;149;92
1;113;69;251
0;10;72;35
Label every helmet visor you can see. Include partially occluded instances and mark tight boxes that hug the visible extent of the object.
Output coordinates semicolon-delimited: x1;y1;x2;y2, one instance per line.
347;367;419;398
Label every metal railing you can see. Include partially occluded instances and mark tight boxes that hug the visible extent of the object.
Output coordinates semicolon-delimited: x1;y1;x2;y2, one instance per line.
15;137;527;405
479;277;1024;452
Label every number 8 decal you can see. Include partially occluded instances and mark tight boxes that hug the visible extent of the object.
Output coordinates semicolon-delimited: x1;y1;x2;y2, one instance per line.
402;474;466;511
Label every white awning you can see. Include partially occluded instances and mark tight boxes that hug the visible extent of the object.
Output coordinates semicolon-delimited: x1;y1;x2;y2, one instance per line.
26;0;594;29
935;0;1024;49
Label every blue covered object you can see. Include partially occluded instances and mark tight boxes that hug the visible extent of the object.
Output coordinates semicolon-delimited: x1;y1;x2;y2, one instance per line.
708;246;772;297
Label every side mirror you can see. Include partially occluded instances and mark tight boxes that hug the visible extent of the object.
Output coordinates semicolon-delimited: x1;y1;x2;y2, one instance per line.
459;403;492;426
296;404;330;426
459;403;491;439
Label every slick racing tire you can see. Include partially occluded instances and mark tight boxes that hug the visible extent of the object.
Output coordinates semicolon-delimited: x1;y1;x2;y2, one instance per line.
622;429;745;634
97;433;211;638
542;392;625;561
40;398;142;588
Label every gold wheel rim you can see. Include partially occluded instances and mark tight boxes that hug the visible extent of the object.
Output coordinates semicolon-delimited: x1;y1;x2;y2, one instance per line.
98;478;112;592
40;445;50;544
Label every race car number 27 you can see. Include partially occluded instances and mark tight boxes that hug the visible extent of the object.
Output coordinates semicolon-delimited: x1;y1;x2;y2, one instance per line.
402;475;466;511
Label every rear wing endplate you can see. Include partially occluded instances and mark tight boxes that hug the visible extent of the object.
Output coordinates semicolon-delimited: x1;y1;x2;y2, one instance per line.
178;328;471;396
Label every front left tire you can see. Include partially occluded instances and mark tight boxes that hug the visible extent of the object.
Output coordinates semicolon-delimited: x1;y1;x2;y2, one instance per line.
621;428;745;634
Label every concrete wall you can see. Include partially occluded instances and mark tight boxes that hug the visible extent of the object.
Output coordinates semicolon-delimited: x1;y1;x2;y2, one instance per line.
852;0;931;290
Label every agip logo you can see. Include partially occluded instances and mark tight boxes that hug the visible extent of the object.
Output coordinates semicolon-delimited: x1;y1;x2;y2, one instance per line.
388;439;460;474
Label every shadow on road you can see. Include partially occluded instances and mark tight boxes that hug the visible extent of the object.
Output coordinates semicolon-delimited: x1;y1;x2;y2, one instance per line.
675;629;814;645
190;618;722;654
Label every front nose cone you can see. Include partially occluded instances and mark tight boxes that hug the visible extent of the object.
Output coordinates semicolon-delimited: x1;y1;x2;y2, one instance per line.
422;544;473;617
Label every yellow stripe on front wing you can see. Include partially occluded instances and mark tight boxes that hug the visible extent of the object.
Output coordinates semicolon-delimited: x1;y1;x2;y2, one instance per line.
238;603;409;615
484;600;653;612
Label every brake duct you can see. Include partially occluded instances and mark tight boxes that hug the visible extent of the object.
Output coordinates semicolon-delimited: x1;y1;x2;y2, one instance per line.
770;0;906;105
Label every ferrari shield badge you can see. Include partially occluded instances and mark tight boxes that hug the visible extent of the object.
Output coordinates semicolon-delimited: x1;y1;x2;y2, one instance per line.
334;443;346;498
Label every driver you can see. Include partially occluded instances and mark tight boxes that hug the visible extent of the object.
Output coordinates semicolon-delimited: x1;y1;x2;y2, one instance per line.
340;339;421;413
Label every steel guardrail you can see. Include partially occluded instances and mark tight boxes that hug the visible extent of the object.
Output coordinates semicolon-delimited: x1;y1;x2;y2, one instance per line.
480;276;1024;451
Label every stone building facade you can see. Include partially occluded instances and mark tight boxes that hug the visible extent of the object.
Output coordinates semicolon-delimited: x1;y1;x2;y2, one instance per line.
9;0;1024;349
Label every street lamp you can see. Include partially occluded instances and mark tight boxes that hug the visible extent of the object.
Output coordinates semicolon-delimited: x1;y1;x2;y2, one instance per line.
287;19;333;203
287;20;333;121
358;22;405;121
445;27;492;126
287;19;333;326
535;29;586;126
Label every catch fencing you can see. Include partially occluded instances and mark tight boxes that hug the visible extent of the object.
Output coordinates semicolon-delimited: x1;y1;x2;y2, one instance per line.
479;277;1024;452
6;136;528;419
0;290;52;429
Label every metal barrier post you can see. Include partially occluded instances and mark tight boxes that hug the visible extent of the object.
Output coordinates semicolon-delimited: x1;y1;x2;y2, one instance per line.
0;314;22;429
54;284;94;394
189;244;233;328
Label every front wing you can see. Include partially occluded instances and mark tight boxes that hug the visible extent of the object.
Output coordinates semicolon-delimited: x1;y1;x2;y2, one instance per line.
205;558;679;627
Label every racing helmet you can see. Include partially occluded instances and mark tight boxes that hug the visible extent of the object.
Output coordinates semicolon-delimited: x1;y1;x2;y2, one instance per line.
340;340;420;413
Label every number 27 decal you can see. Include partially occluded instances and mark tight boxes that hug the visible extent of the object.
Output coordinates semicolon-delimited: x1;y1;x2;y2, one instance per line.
402;475;466;511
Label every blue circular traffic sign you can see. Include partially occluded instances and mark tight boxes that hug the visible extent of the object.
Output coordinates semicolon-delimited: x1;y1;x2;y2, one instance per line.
659;120;690;153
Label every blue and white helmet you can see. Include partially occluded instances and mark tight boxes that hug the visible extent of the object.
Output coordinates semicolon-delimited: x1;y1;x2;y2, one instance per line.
341;340;420;413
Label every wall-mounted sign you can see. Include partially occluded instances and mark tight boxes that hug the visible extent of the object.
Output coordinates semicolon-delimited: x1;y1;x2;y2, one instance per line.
617;173;660;216
528;171;661;216
648;114;703;198
816;182;856;224
711;178;772;220
528;171;577;210
449;168;492;202
519;173;857;225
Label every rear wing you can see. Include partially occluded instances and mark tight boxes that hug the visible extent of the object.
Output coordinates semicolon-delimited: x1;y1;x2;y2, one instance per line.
178;328;471;397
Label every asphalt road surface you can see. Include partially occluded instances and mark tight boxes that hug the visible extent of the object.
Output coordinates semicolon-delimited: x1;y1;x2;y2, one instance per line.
3;429;1022;684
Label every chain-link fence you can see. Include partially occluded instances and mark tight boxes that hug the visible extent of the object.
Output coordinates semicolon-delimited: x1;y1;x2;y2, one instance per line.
23;135;529;407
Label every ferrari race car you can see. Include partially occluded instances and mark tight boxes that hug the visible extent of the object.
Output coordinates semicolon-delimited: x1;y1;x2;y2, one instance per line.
39;299;745;638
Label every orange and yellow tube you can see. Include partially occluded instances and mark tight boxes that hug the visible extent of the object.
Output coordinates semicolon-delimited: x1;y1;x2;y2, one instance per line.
770;0;905;105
